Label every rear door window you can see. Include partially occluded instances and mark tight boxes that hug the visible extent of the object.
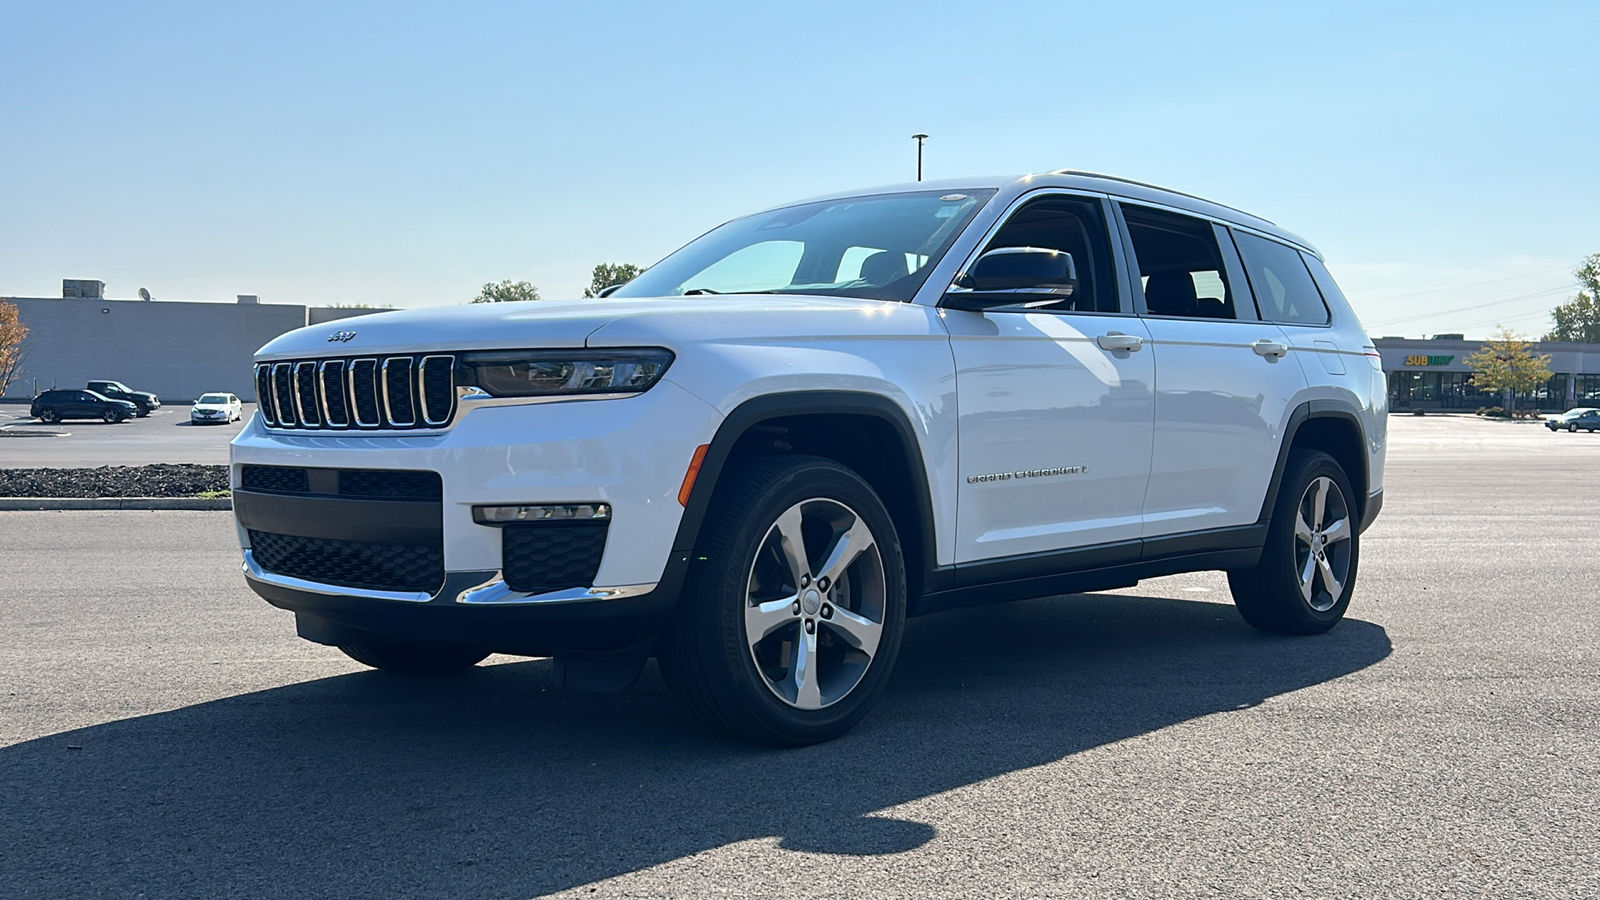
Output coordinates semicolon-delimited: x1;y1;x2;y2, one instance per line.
1120;204;1239;320
1232;231;1331;326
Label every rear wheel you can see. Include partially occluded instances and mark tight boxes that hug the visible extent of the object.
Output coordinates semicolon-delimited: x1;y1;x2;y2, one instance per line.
658;455;907;746
1228;450;1359;634
339;640;490;675
102;410;117;423
38;409;59;423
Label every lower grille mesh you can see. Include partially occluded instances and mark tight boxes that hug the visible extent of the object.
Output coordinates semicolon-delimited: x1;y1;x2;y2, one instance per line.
249;530;444;594
501;523;608;594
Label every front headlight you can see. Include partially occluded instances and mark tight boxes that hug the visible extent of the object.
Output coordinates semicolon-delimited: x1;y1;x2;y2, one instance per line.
457;348;674;398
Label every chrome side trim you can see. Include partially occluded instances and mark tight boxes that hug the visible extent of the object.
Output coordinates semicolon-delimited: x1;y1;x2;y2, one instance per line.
381;356;416;426
456;576;658;605
318;359;348;428
349;358;380;427
242;550;432;603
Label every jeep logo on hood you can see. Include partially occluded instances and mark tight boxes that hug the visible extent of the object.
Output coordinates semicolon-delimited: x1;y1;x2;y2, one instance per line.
327;331;357;343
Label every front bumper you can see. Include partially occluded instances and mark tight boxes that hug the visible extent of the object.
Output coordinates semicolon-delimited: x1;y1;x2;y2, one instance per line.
230;380;721;651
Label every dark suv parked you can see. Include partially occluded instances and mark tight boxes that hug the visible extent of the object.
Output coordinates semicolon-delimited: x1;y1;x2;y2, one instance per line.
31;389;138;423
86;380;161;416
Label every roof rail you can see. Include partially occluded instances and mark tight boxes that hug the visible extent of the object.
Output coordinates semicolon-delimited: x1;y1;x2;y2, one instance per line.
1047;169;1275;225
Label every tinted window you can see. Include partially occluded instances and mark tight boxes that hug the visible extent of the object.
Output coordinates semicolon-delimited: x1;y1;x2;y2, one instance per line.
1301;252;1351;323
1233;231;1330;325
977;195;1120;312
1121;205;1238;320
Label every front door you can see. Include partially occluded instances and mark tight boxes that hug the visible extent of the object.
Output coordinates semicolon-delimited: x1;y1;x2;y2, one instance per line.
948;192;1155;564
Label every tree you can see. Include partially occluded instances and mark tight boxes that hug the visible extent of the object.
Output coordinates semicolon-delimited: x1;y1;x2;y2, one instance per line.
1464;328;1552;412
0;301;28;397
583;263;645;298
471;280;541;303
1544;253;1600;343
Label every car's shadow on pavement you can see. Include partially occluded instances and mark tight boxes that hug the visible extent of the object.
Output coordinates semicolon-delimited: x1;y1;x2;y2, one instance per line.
2;592;1390;898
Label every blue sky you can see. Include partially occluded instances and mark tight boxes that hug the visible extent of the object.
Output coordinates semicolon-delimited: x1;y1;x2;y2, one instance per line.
3;0;1596;338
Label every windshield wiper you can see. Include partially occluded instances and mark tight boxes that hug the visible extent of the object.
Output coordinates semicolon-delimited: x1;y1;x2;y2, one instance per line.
682;287;722;295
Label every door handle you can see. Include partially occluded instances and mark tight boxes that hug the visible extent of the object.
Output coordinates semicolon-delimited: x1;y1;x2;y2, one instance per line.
1096;332;1143;352
1252;339;1288;359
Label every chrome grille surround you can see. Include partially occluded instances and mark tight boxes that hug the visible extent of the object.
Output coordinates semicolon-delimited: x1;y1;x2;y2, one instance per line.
255;353;456;432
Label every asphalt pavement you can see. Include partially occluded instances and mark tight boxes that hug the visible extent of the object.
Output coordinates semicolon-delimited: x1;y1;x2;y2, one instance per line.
0;404;250;467
1;415;1596;898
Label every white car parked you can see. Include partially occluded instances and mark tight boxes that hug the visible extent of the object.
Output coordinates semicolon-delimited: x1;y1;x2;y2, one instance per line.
191;392;243;424
232;171;1388;745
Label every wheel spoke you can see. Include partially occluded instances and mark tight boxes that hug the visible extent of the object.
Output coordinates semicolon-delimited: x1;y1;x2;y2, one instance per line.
816;520;875;587
1321;516;1351;547
1294;510;1315;547
1316;553;1345;599
771;506;811;587
789;624;822;709
745;595;799;644
1298;552;1317;603
824;606;882;658
1310;478;1329;530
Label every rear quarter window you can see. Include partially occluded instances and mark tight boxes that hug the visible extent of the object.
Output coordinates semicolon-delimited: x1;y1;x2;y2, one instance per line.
1233;231;1330;326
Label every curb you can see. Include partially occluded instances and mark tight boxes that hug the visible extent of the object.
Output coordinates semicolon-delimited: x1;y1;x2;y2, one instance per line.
0;497;233;511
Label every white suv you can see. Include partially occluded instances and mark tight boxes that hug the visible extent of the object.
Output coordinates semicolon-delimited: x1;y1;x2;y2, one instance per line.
232;171;1387;745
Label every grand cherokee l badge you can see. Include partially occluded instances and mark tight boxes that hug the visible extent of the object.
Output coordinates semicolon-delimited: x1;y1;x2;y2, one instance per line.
967;466;1087;484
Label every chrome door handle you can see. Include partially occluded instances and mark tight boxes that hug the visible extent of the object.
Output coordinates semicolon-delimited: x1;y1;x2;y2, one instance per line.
1096;332;1143;352
1252;339;1288;358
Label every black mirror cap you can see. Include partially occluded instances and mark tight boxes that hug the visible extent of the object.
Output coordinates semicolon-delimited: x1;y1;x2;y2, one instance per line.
942;247;1078;311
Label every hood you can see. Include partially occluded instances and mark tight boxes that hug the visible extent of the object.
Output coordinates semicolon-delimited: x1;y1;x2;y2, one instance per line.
254;295;937;360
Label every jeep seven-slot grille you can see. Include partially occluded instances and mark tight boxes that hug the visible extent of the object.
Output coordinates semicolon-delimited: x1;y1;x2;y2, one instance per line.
254;354;456;431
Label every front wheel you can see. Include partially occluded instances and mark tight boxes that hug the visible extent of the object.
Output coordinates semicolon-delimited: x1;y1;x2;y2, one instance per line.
1570;423;1579;433
102;410;118;423
339;639;490;675
1228;450;1359;634
38;409;59;423
658;455;907;746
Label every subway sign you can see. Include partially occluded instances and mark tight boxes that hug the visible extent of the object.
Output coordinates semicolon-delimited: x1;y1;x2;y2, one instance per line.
1404;355;1455;366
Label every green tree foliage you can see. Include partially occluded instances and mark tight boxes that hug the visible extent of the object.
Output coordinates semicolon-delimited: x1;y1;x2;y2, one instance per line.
471;280;541;303
584;263;645;298
1544;253;1600;343
0;301;28;396
1465;328;1552;411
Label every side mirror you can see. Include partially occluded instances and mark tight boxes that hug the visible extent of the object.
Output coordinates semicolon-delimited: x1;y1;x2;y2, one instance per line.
943;247;1077;311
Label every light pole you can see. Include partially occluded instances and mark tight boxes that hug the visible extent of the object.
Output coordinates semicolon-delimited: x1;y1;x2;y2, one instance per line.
912;133;928;182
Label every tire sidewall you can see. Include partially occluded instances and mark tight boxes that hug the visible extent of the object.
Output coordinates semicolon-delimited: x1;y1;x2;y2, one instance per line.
692;458;907;743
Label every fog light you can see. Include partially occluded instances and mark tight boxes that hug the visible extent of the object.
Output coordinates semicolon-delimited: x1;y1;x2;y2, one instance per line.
472;503;611;525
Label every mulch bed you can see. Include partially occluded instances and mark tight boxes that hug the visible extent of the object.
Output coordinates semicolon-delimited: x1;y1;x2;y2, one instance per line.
0;464;228;498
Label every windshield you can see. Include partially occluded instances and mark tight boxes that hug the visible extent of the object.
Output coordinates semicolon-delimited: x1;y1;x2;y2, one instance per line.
198;394;229;404
611;189;996;302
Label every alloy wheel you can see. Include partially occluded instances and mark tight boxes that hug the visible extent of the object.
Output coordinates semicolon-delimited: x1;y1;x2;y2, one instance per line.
743;497;887;710
1293;476;1352;612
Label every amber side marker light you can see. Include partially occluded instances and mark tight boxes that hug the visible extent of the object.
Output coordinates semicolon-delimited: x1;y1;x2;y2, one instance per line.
679;444;710;506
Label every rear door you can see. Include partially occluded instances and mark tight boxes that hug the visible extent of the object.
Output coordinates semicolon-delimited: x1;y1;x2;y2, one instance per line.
947;191;1155;564
1115;202;1309;540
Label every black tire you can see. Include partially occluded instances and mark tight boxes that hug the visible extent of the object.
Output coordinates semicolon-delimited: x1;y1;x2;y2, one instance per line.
338;639;490;675
102;410;117;423
1227;450;1360;635
657;455;907;746
38;409;59;424
1569;423;1578;433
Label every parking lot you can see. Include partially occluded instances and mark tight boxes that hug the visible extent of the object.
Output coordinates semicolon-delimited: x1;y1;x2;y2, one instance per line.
1;414;1597;898
0;403;252;467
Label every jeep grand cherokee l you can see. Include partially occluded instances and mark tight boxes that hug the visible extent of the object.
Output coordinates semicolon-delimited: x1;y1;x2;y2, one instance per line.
232;171;1387;745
